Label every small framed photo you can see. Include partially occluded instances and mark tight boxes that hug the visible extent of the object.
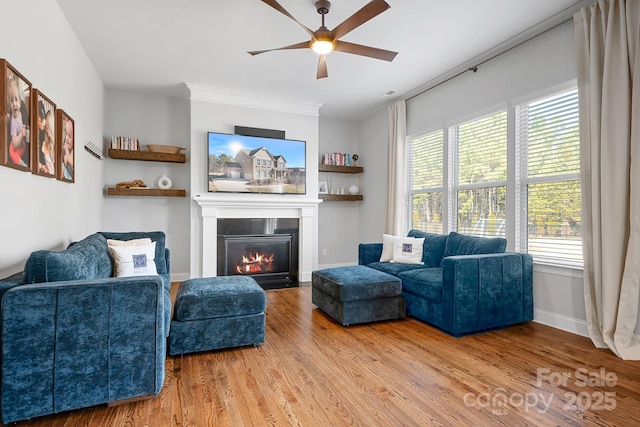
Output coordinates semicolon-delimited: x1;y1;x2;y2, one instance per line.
31;89;57;178
1;59;32;171
56;110;74;183
318;181;328;194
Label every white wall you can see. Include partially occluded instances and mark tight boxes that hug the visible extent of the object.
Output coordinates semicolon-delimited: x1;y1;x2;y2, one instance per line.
187;85;322;278
318;117;362;268
103;89;191;280
0;0;104;278
406;24;577;136
358;22;590;336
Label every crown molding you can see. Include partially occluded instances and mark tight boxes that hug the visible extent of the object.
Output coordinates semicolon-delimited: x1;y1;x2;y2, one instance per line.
185;83;323;117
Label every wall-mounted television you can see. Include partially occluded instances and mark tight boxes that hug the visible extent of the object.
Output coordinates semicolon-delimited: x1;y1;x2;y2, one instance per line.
207;131;306;194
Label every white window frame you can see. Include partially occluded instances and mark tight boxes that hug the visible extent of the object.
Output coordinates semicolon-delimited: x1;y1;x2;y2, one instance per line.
512;82;581;267
405;81;581;268
447;107;508;236
405;126;446;235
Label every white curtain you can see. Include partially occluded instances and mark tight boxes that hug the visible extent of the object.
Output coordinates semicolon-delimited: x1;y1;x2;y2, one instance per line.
575;0;640;359
386;100;407;235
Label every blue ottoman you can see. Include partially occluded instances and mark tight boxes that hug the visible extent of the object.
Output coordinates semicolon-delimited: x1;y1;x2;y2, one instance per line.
312;265;405;326
169;276;266;355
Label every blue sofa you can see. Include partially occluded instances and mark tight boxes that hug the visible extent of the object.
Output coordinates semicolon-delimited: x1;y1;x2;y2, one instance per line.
0;231;171;424
358;230;533;336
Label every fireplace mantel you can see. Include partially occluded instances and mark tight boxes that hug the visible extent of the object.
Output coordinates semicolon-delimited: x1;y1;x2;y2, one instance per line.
194;194;322;212
194;195;322;281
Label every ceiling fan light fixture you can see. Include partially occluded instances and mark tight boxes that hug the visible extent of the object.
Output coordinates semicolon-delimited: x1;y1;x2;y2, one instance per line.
312;39;334;54
250;0;398;79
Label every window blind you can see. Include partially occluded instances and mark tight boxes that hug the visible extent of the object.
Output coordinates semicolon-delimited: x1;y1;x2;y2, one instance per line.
518;89;581;265
407;131;444;233
454;111;507;237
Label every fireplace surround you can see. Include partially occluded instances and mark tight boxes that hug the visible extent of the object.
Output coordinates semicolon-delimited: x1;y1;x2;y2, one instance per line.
193;195;321;282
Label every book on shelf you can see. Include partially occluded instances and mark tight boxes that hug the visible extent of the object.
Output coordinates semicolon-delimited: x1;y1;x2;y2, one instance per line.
321;152;355;166
111;136;140;151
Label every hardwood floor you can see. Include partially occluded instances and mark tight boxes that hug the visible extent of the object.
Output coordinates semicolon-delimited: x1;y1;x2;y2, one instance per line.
11;286;640;426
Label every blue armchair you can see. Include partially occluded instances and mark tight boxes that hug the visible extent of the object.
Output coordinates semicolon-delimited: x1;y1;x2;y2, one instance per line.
359;230;533;336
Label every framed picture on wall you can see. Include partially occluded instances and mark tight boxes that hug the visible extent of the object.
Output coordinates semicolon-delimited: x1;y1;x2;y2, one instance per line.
0;59;32;172
31;89;57;178
56;109;74;183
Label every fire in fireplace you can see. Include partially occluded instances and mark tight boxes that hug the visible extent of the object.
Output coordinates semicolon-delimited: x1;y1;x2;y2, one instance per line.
236;251;275;274
218;233;294;287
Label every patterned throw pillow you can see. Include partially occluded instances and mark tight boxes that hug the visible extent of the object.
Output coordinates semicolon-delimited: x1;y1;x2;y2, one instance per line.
391;236;425;264
108;241;158;277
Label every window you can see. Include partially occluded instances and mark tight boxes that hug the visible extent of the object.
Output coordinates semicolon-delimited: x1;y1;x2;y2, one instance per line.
517;89;581;265
407;130;444;233
452;111;507;237
406;87;581;266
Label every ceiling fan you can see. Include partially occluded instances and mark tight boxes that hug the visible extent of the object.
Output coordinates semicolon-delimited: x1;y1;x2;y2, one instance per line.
248;0;398;79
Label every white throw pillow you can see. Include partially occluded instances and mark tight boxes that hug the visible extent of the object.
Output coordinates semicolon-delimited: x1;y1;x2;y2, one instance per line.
107;237;152;247
109;242;158;277
380;234;395;262
391;236;424;264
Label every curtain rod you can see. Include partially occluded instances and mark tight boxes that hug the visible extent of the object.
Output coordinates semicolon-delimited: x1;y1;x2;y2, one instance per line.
405;15;574;102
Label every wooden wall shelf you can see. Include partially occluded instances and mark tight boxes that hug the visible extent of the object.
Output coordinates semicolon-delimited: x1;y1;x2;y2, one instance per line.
319;194;363;201
319;164;363;174
106;188;186;197
108;149;186;163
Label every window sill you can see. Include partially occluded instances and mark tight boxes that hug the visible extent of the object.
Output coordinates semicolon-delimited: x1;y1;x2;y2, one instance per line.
533;259;583;278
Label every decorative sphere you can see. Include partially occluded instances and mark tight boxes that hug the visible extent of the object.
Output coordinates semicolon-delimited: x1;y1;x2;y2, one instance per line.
348;184;359;195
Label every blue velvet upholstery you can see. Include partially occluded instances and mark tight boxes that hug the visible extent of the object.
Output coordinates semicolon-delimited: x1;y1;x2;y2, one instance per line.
169;276;267;355
169;313;266;356
359;231;533;336
22;233;113;283
311;265;405;326
312;265;402;301
99;231;172;335
364;261;425;276
407;230;449;267
0;231;171;424
397;267;444;302
174;276;266;321
440;231;507;262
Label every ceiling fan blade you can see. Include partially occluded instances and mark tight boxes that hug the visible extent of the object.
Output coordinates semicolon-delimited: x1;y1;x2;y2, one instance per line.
335;40;398;61
261;0;315;38
317;54;328;79
248;40;310;56
330;0;390;40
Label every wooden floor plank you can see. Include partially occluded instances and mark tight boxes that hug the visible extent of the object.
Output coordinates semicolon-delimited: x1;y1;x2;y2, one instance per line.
5;286;640;426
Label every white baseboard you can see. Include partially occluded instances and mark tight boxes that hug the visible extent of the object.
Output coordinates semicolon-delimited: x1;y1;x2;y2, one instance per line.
170;272;190;282
533;308;589;337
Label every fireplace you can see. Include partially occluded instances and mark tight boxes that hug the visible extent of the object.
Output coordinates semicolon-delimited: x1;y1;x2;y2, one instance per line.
218;234;293;286
193;195;321;283
217;218;299;289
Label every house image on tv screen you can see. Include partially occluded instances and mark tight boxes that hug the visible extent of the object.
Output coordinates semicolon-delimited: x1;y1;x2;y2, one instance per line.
209;145;306;194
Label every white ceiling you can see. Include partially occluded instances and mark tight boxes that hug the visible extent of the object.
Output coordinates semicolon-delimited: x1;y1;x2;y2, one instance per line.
56;0;586;120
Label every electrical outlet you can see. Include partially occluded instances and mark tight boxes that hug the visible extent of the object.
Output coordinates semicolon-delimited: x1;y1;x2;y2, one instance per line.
322;248;327;256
